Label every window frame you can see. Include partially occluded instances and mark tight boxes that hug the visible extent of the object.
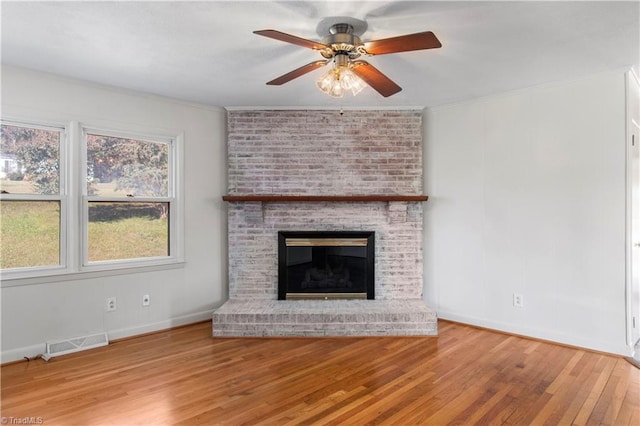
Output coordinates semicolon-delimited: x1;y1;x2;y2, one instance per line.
0;120;68;275
80;126;178;271
0;119;184;285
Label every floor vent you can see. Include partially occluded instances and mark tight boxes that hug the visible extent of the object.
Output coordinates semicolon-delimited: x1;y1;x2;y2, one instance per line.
42;332;109;361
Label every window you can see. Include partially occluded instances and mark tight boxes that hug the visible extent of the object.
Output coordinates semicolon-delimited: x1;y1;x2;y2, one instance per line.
0;120;181;281
0;123;65;270
84;130;173;264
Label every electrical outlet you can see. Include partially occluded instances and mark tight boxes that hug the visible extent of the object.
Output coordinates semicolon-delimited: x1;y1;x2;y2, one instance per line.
513;293;524;308
106;297;117;312
142;294;150;307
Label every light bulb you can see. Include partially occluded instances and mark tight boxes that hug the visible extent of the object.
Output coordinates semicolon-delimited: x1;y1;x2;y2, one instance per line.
341;69;366;96
316;58;367;97
316;68;335;94
329;77;344;97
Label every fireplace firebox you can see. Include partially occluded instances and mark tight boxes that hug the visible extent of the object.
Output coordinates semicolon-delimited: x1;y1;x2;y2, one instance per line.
278;231;375;300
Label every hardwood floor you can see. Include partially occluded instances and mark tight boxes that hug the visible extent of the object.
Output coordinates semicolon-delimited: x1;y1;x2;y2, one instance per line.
1;320;638;425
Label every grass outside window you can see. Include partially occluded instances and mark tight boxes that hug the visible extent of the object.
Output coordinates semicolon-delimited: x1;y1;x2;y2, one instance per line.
87;202;169;262
0;201;60;269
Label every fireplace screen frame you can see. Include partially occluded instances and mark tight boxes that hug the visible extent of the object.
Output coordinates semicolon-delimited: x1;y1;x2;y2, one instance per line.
278;231;375;300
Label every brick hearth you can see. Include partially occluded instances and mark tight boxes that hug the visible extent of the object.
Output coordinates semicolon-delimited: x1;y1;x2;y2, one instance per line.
214;110;437;337
213;300;436;336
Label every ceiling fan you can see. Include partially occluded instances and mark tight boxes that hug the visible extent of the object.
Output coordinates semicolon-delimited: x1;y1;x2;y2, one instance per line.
254;22;442;98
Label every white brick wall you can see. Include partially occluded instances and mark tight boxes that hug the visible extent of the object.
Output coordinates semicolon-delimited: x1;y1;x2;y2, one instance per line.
226;110;425;301
228;202;423;300
227;110;423;195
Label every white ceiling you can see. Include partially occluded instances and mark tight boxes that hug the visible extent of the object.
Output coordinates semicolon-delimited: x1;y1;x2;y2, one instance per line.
2;1;638;109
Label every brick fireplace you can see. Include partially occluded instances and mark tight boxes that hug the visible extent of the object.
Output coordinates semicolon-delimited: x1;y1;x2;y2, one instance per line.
212;110;437;336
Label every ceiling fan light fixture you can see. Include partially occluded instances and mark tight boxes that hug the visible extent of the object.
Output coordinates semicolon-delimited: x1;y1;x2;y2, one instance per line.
316;56;366;97
254;21;441;98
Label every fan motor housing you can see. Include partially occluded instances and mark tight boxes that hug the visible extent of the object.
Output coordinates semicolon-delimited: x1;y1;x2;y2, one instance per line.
322;24;363;57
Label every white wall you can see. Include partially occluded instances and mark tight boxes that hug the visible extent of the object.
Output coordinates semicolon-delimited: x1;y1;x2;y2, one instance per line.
1;66;228;362
2;65;630;362
423;69;629;355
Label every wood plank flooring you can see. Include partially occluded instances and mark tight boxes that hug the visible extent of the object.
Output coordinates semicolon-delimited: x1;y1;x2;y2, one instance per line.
1;320;638;425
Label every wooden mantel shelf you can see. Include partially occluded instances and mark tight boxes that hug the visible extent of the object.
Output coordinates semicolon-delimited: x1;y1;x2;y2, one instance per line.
222;194;429;202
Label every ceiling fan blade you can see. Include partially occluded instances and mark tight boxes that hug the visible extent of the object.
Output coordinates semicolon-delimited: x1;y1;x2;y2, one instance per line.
254;30;328;51
266;60;329;85
351;61;402;97
362;31;442;55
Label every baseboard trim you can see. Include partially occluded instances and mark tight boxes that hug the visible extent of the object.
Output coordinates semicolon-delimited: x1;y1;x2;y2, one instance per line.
437;311;632;357
625;357;640;369
106;310;213;341
1;310;213;365
1;344;48;366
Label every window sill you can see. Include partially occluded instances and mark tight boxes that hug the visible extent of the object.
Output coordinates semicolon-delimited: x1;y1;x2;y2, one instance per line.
0;261;185;287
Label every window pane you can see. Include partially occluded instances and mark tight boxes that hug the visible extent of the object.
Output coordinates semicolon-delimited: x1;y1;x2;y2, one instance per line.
0;201;60;269
88;202;169;262
0;124;60;195
86;134;169;197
